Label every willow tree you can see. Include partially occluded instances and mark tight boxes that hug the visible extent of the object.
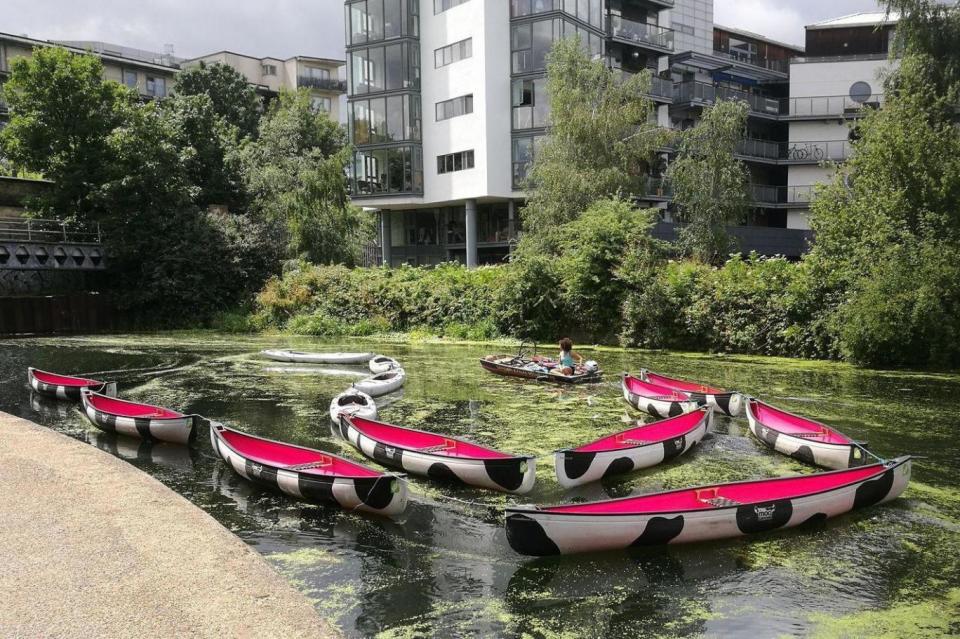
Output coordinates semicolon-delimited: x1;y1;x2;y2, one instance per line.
522;37;666;236
666;99;750;265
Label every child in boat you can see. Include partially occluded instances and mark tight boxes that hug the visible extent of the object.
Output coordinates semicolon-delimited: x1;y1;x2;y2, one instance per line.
556;337;583;375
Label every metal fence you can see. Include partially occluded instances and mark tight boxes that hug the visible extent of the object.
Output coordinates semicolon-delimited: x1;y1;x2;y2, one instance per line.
0;217;102;244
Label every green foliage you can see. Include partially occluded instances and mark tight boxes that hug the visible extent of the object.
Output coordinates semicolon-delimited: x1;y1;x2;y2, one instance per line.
173;62;262;138
0;47;132;217
667;100;750;264
241;90;371;264
521;37;667;234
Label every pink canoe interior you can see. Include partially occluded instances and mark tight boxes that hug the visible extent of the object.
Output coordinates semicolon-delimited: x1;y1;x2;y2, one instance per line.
751;400;851;445
33;369;103;387
574;410;707;452
645;371;724;394
349;416;513;460
220;428;382;478
624;375;691;401
546;463;887;515
86;393;184;419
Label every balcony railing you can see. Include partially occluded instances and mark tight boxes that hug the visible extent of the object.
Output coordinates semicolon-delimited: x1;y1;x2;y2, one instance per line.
712;48;789;74
297;76;348;92
737;138;783;161
736;139;852;163
674;81;787;116
608;16;674;52
786;94;884;119
750;184;817;205
0;217;102;244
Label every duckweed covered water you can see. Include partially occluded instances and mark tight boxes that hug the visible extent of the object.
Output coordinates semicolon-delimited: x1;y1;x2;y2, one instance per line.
1;333;958;638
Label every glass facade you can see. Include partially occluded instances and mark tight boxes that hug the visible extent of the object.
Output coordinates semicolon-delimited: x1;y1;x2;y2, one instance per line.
512;134;543;189
345;0;419;46
351;146;424;196
348;41;420;95
510;18;602;74
510;0;604;30
350;94;421;144
511;77;550;129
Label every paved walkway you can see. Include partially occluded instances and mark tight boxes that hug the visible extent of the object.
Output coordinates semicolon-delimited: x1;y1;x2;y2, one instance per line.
0;411;337;638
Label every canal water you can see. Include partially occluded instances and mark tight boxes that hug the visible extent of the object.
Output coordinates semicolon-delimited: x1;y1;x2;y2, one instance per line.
1;333;957;638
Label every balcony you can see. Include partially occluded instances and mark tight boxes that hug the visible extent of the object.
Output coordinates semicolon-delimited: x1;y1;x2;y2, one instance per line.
674;81;786;117
736;138;783;162
750;184;817;207
608;16;674;53
785;94;884;120
297;76;348;93
711;48;789;74
736;139;852;164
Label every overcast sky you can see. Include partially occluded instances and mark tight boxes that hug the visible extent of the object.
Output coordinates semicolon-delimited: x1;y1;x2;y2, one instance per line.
4;0;886;60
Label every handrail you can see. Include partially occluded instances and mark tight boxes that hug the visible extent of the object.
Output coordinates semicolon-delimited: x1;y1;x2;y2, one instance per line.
0;217;102;244
297;76;347;92
608;16;674;51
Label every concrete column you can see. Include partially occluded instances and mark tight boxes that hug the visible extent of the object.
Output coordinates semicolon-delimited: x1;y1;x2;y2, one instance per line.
380;211;392;268
465;199;478;269
508;200;517;239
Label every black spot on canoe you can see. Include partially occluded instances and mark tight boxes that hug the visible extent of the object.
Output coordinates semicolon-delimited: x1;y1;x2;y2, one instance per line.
736;499;793;534
428;462;464;484
793;444;816;466
562;451;596;481
754;424;779;448
354;476;396;510
298;473;336;503
847;445;869;468
134;417;153;440
801;512;828;527
631;515;684;546
485;458;527;491
667;402;684;417
373;442;404;467
100;413;117;433
854;468;894;509
602;456;635;479
646;403;666;419
662;434;686;462
505;514;561;556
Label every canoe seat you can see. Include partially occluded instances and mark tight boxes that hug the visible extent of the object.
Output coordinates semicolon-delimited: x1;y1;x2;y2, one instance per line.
795;428;830;439
420;439;456;453
615;434;650;446
288;457;332;471
696;488;741;508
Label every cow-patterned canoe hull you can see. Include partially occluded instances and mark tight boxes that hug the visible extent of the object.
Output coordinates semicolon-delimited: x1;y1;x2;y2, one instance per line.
208;420;408;517
639;369;744;417
745;399;870;470
81;390;197;445
28;367;117;401
555;408;712;488
621;374;700;419
337;415;536;494
506;457;911;556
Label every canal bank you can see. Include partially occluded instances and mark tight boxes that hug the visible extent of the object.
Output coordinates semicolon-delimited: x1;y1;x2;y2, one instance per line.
0;410;337;638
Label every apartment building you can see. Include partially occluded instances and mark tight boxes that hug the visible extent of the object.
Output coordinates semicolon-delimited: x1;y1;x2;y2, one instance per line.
180;52;347;121
348;1;901;267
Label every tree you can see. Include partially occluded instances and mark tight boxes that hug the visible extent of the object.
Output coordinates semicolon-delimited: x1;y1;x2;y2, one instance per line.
522;37;667;236
241;90;370;265
666;99;750;264
173;62;262;139
0;47;131;218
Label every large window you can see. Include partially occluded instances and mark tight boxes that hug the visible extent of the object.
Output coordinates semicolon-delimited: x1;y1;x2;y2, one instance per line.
146;76;166;98
437;150;475;174
434;38;472;68
511;77;549;129
349;41;420;94
510;0;603;29
352;146;423;195
346;0;418;46
351;94;421;144
511;18;601;74
434;0;469;14
512;135;542;188
435;94;473;121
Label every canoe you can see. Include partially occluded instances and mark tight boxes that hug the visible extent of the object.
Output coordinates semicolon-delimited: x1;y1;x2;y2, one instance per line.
555;407;712;488
640;369;744;417
260;349;376;365
480;355;602;385
28;367;117;401
506;456;911;555
329;390;378;424
621;374;701;419
337;414;536;494
745;398;871;470
354;368;406;397
369;355;401;374
209;419;408;517
81;389;197;445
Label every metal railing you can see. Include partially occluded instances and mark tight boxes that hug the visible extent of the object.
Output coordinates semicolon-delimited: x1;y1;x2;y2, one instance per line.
737;138;783;161
750;184;817;205
0;217;102;244
297;76;348;92
712;48;789;74
786;94;884;118
736;139;852;163
608;16;674;51
674;81;787;116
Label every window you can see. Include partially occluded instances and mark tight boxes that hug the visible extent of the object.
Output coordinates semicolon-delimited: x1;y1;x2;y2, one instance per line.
123;70;138;90
350;94;421;144
437;150;475;174
262;64;278;76
434;38;472;68
511;18;594;74
312;97;333;113
511;77;549;129
435;94;473;121
675;22;696;36
146;76;166;98
352;145;423;195
512;135;542;188
434;0;468;14
346;0;418;45
349;42;420;94
307;67;331;80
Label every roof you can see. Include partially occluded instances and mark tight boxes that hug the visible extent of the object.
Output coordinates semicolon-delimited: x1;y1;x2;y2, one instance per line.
714;24;805;53
0;31;180;72
54;40;184;66
181;50;345;67
807;11;901;30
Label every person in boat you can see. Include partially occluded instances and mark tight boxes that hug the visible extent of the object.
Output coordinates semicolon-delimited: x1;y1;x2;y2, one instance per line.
555;338;583;375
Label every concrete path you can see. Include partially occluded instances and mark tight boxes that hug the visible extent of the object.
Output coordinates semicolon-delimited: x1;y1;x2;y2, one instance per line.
0;411;337;638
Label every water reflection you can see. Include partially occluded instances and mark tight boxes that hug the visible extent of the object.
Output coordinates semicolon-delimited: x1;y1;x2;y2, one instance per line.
89;431;196;473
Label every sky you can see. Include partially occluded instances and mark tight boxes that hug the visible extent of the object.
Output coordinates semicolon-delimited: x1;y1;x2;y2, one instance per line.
4;0;887;60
